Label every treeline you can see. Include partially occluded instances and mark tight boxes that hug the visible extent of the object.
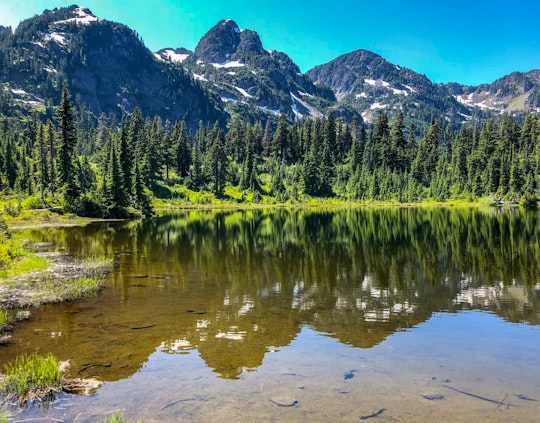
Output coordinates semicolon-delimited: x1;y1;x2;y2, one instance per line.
1;86;540;217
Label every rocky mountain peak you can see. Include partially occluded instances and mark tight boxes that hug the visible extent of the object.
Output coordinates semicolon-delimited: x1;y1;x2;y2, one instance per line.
194;19;242;64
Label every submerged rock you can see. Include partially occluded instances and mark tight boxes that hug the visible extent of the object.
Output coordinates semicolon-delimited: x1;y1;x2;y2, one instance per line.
269;396;299;407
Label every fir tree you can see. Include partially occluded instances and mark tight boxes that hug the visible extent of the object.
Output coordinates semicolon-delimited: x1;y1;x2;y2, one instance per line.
56;85;80;203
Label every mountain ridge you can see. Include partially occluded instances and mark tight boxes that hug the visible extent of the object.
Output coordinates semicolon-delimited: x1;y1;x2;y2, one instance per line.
0;5;538;128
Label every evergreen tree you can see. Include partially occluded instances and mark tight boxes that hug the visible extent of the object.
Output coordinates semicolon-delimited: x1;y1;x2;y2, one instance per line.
207;124;228;195
240;126;256;191
34;123;49;199
3;136;17;189
271;114;288;162
56;85;80;203
118;115;133;196
46;121;57;195
103;138;128;214
173;120;190;179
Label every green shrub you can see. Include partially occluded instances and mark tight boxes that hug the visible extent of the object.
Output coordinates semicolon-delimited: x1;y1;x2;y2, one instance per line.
20;196;47;210
4;201;22;217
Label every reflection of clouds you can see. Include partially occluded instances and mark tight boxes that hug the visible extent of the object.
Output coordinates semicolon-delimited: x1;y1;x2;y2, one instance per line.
392;302;415;314
454;279;535;312
160;338;192;353
237;295;255;316
364;309;390;322
215;329;247;341
197;319;210;329
291;280;317;310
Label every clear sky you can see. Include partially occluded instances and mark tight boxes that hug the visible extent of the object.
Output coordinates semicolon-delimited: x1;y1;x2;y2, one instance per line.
2;0;540;86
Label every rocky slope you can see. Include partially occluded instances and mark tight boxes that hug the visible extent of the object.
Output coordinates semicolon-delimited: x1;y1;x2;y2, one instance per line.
306;49;472;125
445;70;540;114
179;19;353;122
0;6;225;128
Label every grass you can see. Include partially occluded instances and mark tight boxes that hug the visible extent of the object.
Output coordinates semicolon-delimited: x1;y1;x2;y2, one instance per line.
0;254;113;309
0;310;6;327
0;353;62;405
102;412;142;423
38;276;102;302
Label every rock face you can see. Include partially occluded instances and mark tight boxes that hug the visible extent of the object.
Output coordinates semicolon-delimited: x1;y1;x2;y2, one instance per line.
445;70;540;113
0;5;225;128
183;19;348;122
194;19;243;64
1;7;539;128
307;49;470;125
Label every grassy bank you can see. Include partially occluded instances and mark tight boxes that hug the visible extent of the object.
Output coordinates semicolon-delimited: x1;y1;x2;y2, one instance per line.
0;253;113;309
0;215;113;344
154;189;494;211
0;352;103;409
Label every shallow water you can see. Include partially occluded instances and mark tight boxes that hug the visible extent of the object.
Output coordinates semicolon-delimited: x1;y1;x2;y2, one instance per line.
2;207;540;422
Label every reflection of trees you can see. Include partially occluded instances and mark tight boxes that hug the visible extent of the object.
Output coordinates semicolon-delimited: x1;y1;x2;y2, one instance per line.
15;207;540;380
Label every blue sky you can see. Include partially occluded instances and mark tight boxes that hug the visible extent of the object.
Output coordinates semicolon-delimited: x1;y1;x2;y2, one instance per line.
2;0;540;86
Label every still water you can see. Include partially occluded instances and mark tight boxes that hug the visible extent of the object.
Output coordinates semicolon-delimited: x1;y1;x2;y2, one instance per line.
2;207;540;422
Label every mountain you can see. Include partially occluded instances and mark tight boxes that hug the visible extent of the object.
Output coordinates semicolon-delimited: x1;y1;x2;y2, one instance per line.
0;6;538;129
178;19;356;122
306;49;472;125
445;70;540;114
0;6;225;128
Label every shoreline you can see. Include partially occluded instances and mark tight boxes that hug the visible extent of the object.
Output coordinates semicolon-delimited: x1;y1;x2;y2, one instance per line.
0;250;113;344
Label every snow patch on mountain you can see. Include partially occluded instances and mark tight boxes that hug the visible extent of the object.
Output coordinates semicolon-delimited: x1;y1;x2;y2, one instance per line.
290;92;301;122
234;86;252;98
257;106;280;115
193;73;207;82
370;102;387;110
454;93;497;110
55;7;99;25
364;79;390;88
159;49;190;64
211;60;245;69
364;79;408;96
44;32;67;45
11;88;27;95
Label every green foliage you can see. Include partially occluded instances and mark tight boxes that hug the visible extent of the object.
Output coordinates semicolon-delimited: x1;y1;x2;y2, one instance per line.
3;201;22;217
1;353;62;403
101;412;142;423
520;195;538;210
0;309;7;331
1;82;540;211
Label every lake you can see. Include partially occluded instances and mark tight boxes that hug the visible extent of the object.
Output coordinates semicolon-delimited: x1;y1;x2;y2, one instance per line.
2;207;540;422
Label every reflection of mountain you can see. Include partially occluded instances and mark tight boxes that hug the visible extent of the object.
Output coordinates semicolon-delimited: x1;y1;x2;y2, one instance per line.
7;208;540;382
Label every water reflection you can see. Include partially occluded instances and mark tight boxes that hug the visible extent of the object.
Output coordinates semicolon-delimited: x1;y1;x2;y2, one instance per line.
4;208;540;382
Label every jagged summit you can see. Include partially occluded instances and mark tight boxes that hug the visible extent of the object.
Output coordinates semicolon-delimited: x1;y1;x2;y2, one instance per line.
194;19;243;64
185;18;344;121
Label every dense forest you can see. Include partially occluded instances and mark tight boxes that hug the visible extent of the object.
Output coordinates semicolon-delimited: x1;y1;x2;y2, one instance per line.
0;86;539;217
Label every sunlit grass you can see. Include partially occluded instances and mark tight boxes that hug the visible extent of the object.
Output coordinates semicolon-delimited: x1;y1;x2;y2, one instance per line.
1;353;62;405
102;412;142;423
1;256;112;307
0;309;7;329
41;276;101;301
0;238;49;279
